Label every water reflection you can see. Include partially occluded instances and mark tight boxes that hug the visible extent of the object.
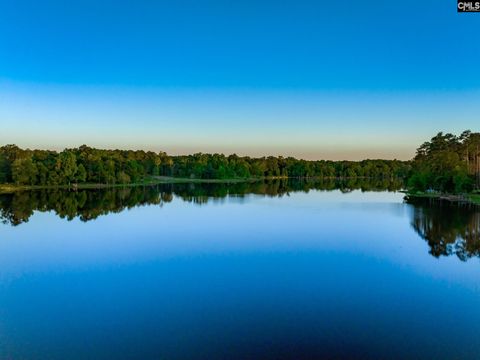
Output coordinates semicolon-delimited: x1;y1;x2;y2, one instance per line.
4;178;479;261
0;178;401;226
1;180;480;360
406;197;480;261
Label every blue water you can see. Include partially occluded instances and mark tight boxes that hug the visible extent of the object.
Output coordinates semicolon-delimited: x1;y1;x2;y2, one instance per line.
0;188;479;359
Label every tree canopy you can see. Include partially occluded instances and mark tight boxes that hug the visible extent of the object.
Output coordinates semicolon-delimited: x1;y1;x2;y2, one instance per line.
407;130;480;193
0;145;409;186
2;131;479;194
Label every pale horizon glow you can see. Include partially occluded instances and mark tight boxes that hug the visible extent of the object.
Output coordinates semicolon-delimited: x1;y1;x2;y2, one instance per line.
1;82;479;161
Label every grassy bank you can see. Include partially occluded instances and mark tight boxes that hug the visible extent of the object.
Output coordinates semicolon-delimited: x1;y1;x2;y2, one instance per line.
0;176;265;194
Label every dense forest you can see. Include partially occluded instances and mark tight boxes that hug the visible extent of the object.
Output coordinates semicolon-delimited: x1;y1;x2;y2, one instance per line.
0;144;409;186
408;130;480;193
1;130;479;193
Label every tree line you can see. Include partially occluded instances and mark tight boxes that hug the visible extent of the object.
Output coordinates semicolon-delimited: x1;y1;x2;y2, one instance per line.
407;130;480;193
0;144;410;186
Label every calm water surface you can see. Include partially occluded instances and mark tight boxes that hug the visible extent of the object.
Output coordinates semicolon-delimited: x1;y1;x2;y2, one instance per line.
0;182;479;359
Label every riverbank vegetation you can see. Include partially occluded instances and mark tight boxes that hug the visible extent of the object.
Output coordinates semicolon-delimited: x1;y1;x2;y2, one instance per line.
0;144;409;189
407;130;480;196
2;129;479;201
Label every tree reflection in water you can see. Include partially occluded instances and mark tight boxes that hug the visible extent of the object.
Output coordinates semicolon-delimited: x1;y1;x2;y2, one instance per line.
0;178;401;226
406;197;480;261
4;178;479;260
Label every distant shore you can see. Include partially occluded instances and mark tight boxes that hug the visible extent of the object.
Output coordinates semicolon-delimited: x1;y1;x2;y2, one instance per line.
0;175;400;194
0;176;289;194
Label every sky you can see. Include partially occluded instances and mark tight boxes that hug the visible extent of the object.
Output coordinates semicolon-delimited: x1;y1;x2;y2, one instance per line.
0;0;479;160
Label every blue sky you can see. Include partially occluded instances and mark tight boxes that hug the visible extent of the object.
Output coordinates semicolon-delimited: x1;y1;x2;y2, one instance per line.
0;0;479;160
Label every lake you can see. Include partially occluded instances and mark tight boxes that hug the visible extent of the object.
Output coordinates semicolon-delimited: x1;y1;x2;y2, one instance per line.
0;180;479;359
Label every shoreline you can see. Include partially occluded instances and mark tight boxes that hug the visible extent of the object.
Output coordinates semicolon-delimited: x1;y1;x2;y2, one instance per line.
0;176;399;194
0;176;266;194
3;179;478;205
0;176;312;194
405;191;480;206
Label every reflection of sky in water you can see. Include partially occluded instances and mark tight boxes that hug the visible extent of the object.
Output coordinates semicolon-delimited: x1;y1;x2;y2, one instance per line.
0;190;479;359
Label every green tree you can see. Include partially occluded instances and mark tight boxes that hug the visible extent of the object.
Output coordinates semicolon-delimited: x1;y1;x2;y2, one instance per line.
57;151;78;184
76;164;87;183
12;157;38;185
